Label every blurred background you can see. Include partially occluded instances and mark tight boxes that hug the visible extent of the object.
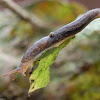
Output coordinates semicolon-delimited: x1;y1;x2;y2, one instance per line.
0;0;100;100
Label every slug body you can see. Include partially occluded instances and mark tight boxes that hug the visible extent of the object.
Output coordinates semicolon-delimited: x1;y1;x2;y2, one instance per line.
3;8;100;80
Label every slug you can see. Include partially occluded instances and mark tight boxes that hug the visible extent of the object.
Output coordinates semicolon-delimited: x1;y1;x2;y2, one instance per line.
3;8;100;80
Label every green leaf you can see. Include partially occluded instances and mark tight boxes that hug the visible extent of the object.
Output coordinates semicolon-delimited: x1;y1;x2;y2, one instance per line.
29;36;75;94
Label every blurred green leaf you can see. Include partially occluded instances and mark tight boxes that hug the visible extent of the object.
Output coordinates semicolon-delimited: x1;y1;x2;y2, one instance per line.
31;1;86;25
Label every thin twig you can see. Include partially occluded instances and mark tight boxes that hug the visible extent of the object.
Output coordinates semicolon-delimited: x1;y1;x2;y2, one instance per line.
0;0;48;28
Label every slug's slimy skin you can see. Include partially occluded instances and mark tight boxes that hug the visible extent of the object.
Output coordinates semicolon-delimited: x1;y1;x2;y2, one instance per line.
3;8;100;80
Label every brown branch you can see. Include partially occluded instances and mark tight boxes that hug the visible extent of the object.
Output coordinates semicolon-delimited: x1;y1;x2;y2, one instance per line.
0;0;48;28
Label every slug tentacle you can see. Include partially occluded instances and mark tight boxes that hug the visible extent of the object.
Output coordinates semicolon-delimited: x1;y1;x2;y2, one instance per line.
3;60;33;80
12;71;19;80
3;63;26;80
3;68;21;80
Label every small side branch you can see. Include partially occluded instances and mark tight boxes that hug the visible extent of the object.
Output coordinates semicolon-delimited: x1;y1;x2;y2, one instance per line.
0;0;48;28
